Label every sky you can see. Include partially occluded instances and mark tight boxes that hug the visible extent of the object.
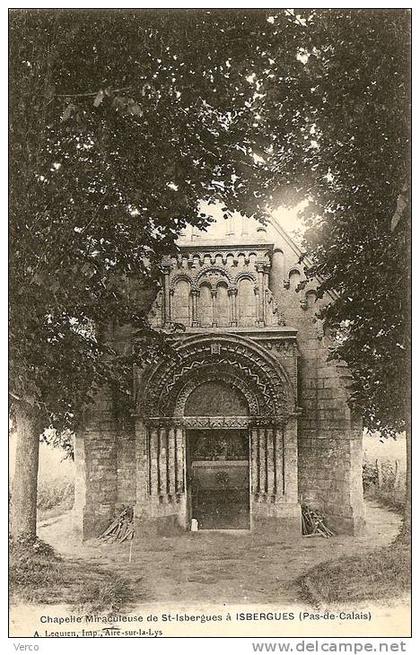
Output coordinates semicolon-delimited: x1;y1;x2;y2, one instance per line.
191;198;308;245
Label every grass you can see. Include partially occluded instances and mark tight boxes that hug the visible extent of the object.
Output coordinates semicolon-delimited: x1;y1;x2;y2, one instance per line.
37;477;75;522
298;542;410;606
10;537;137;613
37;478;74;510
38;500;75;523
363;459;406;514
364;487;405;514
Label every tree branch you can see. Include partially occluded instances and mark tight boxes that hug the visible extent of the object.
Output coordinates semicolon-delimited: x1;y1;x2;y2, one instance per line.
55;86;132;98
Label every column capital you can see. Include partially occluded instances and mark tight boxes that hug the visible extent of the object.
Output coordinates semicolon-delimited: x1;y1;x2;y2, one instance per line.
161;256;172;272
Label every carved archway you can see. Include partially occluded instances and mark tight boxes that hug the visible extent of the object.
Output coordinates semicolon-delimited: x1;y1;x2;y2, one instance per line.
173;367;259;417
134;334;299;517
139;333;295;425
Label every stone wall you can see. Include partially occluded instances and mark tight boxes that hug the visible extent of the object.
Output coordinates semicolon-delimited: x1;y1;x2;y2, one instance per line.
268;229;365;534
73;390;137;539
116;424;136;507
74;218;365;538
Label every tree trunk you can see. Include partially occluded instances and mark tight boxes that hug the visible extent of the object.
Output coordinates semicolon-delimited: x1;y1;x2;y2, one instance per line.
10;404;40;542
402;428;411;542
396;429;411;544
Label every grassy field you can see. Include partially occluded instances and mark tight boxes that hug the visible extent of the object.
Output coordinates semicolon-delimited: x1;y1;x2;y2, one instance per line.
10;537;136;613
363;432;406;514
298;542;410;606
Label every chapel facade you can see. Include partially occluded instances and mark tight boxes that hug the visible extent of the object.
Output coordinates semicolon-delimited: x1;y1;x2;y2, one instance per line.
74;214;365;538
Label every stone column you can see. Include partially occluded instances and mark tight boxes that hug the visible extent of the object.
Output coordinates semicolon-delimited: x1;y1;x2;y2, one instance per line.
250;419;300;533
266;427;275;496
149;427;159;499
283;416;299;503
168;426;176;496
211;289;218;327
134;418;148;519
250;428;259;495
161;260;172;325
250;423;293;502
263;265;270;325
191;289;199;327
256;261;265;326
275;426;285;496
159;427;168;496
175;426;185;494
228;287;237;326
258;427;267;495
133;420;188;530
169;288;174;323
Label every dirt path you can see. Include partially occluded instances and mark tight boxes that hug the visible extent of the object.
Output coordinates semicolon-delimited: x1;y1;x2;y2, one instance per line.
38;501;401;606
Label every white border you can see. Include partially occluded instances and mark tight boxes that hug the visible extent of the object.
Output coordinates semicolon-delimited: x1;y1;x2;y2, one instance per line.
2;3;416;654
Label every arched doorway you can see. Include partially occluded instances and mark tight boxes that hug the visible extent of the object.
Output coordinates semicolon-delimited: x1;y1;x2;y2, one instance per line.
134;334;299;532
184;380;251;529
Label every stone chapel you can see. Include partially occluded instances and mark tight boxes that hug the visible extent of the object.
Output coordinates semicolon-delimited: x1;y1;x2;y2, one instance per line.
74;213;365;538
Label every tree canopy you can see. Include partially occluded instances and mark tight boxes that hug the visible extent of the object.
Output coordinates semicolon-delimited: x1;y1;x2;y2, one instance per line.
10;8;410;437
294;10;410;436
9;9;283;433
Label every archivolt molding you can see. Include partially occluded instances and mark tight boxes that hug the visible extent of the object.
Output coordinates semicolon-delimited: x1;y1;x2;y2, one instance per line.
168;265;262;291
139;334;295;423
173;367;259;417
169;266;235;293
169;272;196;292
195;265;234;287
233;271;257;286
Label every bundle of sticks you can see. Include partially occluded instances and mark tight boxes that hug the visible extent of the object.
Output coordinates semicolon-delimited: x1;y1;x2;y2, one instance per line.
98;506;135;544
301;504;334;538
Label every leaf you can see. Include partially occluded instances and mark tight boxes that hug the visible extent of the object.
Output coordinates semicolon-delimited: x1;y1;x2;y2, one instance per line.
129;103;143;117
61;103;75;122
93;89;105;107
112;95;127;110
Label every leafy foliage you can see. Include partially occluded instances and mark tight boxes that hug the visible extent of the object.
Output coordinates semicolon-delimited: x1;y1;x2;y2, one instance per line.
9;9;281;431
294;11;410;436
10;9;409;441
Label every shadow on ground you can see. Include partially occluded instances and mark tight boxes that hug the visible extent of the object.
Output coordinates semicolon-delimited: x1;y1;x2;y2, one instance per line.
36;501;402;606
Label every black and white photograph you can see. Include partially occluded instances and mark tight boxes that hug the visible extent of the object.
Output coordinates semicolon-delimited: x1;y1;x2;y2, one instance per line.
8;6;411;642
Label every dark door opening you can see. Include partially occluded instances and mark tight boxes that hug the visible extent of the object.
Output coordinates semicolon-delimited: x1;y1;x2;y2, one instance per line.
186;429;250;530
